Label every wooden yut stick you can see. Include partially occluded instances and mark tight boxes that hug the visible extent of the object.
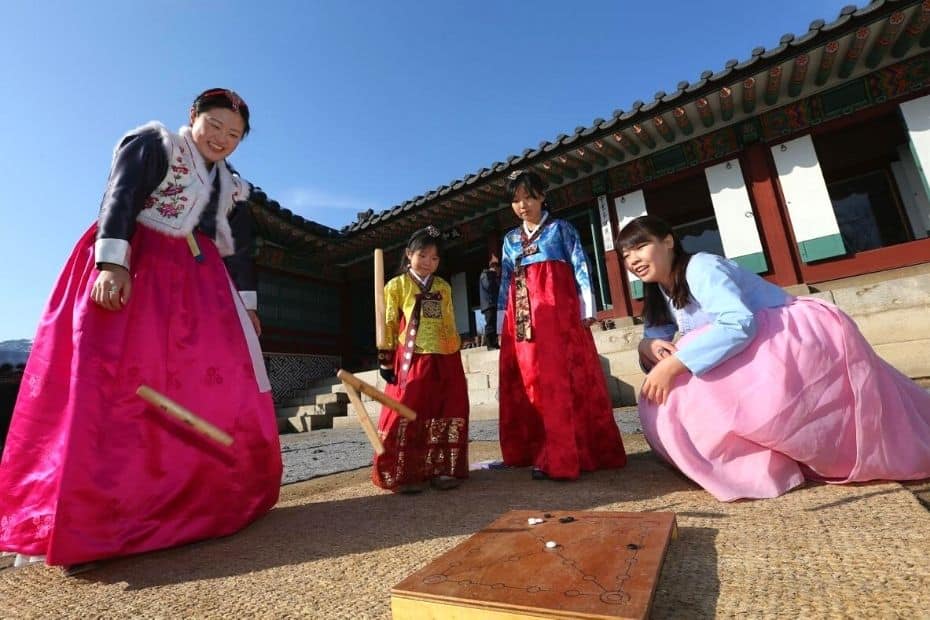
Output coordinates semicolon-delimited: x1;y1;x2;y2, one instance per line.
374;248;386;349
136;385;234;447
336;369;416;421
341;381;385;455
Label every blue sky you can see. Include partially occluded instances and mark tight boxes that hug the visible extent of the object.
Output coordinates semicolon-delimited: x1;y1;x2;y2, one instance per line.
0;0;854;341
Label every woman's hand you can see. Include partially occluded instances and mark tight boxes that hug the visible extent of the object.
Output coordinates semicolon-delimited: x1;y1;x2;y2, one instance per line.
638;338;677;368
640;355;687;405
247;310;262;337
92;264;131;311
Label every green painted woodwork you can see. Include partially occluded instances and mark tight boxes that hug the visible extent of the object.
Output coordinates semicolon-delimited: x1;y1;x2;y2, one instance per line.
798;233;846;263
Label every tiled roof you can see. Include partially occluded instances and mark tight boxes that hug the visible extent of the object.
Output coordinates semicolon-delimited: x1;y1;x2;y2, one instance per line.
336;0;915;235
249;187;342;239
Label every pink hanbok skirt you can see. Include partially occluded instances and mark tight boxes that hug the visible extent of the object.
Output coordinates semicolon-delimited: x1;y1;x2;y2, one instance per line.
639;297;930;501
0;224;282;565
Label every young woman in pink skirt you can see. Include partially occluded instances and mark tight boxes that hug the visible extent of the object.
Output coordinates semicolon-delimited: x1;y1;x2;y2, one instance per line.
618;215;930;501
0;89;282;570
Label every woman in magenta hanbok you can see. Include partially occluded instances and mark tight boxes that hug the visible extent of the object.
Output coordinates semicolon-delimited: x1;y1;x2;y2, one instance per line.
0;89;281;569
618;215;930;501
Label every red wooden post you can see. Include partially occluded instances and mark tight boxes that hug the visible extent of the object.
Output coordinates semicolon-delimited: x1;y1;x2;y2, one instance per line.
741;144;803;286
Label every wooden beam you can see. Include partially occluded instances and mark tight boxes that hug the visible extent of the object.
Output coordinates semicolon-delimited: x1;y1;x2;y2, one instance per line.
815;41;840;86
719;86;734;121
893;0;930;58
632;124;656;149
695;97;714;128
592;138;625;162
866;11;907;68
558;153;592;175
652;115;676;143
741;77;757;114
838;26;870;79
461;195;487;212
672;107;693;135
451;194;480;213
764;66;782;106
433;201;459;216
574;146;608;167
788;54;809;97
478;184;507;203
612;131;640;156
534;163;565;185
543;158;578;180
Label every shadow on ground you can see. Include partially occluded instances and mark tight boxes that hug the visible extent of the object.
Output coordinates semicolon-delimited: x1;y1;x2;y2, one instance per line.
71;445;714;614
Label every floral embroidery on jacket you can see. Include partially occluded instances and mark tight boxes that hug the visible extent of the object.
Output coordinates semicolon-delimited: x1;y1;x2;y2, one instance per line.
152;155;192;218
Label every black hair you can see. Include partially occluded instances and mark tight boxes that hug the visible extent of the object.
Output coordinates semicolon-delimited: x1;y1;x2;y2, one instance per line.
506;170;548;205
616;215;693;327
191;88;251;136
398;225;443;274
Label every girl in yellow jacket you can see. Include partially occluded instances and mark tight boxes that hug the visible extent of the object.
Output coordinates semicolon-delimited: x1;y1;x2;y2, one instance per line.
373;226;469;493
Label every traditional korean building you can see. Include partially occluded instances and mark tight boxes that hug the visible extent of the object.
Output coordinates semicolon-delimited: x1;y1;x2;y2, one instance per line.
248;0;930;398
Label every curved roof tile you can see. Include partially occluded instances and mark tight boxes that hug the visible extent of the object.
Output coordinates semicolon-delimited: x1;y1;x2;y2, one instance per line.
279;0;904;236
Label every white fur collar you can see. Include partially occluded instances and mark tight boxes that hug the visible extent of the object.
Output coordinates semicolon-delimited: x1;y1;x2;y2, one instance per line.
119;122;240;256
178;126;236;255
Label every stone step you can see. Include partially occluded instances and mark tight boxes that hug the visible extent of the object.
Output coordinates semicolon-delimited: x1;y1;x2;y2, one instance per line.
316;392;349;405
279;410;333;434
277;391;350;408
332;412;377;430
289;383;375;403
469;388;498;406
301;370;384;399
276;401;348;420
465;372;489;390
333;400;382;428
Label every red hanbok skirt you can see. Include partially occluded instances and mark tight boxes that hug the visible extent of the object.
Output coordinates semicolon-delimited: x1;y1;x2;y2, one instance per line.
372;335;469;490
498;260;626;479
0;224;282;566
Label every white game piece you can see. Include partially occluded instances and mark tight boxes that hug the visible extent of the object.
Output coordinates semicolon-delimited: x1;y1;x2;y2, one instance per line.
545;541;557;549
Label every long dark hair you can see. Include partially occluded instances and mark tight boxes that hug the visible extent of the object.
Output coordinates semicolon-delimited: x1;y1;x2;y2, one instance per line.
398;225;443;275
616;215;692;327
192;88;251;136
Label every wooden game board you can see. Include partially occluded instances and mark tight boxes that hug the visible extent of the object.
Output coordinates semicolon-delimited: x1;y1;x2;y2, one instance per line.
391;510;677;619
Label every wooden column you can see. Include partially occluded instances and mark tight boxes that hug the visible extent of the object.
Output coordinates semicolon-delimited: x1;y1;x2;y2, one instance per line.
486;231;502;262
613;190;649;300
603;248;631;318
741;143;802;286
596;194;628;319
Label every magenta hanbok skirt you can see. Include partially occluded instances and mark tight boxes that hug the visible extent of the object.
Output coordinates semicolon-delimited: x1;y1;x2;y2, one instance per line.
639;297;930;501
0;224;282;565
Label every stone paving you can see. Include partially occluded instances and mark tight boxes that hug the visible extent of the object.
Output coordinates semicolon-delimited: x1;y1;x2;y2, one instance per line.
280;408;642;484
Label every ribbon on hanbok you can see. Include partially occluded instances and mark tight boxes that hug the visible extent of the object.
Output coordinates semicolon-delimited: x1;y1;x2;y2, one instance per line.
513;224;545;341
397;272;442;386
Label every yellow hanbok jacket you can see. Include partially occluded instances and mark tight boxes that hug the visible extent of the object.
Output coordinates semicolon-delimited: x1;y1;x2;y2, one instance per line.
383;273;461;355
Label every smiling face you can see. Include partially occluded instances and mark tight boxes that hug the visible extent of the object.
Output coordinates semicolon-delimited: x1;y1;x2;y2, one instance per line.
407;244;440;278
620;234;676;286
511;185;544;225
189;107;245;164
